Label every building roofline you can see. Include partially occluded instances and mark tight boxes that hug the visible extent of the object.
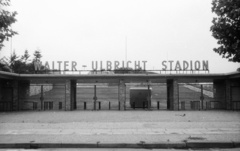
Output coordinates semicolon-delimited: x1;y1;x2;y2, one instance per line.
0;71;239;81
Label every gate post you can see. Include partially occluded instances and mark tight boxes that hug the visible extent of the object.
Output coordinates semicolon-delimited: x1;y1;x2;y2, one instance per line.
40;85;44;110
213;80;226;110
12;80;19;111
65;80;76;111
93;85;97;110
118;79;126;110
200;85;204;110
167;79;179;110
147;83;151;110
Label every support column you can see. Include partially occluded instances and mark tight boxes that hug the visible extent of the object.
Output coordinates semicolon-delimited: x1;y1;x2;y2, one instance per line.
18;80;30;111
213;80;226;109
167;79;179;110
40;85;43;110
12;80;19;111
225;80;231;110
65;80;76;111
71;80;77;110
118;79;126;110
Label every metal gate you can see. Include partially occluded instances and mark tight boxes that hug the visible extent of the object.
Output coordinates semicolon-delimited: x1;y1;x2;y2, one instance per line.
77;83;119;110
178;83;214;110
20;83;66;111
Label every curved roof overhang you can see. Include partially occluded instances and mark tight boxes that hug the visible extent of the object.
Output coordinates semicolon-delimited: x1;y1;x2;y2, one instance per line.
1;71;239;83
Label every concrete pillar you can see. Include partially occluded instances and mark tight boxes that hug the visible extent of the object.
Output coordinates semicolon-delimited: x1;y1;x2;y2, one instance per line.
0;80;2;102
18;81;30;110
71;80;77;110
65;80;76;111
225;80;232;110
65;80;71;111
12;80;19;111
167;79;179;110
213;80;226;109
118;79;126;110
227;79;240;110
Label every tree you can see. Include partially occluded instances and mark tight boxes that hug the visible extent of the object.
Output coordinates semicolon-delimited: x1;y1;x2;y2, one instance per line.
21;50;30;63
0;50;46;73
8;50;26;73
9;50;19;70
210;0;240;62
0;0;17;50
33;50;42;62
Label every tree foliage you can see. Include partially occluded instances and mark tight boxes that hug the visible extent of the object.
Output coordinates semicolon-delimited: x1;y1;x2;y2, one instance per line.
210;0;240;62
33;50;42;62
0;49;45;73
21;50;30;63
0;0;17;50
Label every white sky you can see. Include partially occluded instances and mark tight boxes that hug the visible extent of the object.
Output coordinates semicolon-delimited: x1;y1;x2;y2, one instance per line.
1;0;239;73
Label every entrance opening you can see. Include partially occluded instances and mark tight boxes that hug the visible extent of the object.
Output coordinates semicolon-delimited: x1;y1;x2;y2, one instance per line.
129;87;151;108
19;83;66;111
125;83;167;110
231;86;240;110
0;87;13;112
178;83;214;110
77;83;118;110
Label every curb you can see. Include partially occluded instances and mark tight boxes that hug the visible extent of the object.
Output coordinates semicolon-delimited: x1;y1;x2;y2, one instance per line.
0;142;239;149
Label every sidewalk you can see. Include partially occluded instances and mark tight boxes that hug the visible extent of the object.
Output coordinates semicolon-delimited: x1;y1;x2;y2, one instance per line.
0;111;239;149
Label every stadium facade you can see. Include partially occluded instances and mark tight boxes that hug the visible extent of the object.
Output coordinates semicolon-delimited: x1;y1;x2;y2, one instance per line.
0;71;239;111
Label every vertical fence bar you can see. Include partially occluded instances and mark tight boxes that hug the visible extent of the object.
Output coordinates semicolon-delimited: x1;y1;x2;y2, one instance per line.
177;83;179;111
118;101;120;110
109;102;111;110
125;84;126;111
147;84;150;110
40;85;44;110
200;85;204;110
93;85;97;110
65;84;66;111
83;102;87;110
17;83;20;111
99;101;101;110
157;101;160;110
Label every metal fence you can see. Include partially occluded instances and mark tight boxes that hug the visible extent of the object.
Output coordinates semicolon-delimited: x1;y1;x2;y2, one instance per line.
178;83;215;110
19;84;66;111
1;82;239;111
77;83;119;110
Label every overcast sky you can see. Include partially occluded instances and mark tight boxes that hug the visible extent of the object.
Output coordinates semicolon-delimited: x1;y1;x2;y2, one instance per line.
1;0;239;73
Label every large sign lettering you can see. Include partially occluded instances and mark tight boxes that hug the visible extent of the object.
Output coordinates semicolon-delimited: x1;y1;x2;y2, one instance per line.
34;60;209;72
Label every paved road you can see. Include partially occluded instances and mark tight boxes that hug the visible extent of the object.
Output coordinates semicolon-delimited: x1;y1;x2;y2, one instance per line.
0;148;240;151
0;111;239;148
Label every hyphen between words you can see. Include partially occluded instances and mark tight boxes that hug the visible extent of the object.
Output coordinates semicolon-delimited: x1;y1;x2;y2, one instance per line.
34;60;209;71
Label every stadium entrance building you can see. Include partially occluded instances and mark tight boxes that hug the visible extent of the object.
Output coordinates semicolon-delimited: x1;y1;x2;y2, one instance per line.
0;71;240;111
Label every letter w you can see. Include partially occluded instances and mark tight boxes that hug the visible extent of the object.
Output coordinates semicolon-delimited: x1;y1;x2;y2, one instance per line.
34;61;42;71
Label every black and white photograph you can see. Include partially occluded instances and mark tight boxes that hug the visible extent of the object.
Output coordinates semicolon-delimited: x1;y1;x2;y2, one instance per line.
0;0;240;150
